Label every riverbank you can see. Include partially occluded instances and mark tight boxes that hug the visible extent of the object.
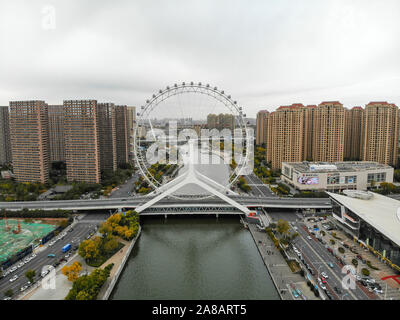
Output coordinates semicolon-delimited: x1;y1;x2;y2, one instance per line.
247;222;317;300
99;225;142;300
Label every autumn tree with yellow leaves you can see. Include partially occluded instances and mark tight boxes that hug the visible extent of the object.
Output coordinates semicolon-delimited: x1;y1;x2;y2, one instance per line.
62;261;82;282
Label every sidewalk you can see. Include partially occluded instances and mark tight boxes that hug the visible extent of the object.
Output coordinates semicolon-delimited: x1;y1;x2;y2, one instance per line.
247;223;316;300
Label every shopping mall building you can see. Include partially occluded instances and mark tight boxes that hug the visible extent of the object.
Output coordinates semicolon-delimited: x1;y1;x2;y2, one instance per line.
328;190;400;272
281;161;393;192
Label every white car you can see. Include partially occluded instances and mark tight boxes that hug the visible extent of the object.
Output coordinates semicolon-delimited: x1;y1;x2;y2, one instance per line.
319;282;326;290
17;262;24;268
9;275;18;282
10;266;17;273
307;236;312;240
31;253;36;258
321;272;329;279
20;285;28;292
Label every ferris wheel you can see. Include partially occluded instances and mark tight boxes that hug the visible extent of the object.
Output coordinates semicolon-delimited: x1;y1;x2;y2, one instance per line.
133;82;252;197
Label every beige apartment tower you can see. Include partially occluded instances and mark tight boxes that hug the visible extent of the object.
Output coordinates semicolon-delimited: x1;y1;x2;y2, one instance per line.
312;102;345;163
9;101;50;183
115;105;129;165
48;105;66;162
302;105;316;161
97;103;117;171
256;110;269;146
267;104;305;170
344;107;364;161
126;106;136;162
63;100;101;183
0;106;12;164
362;102;399;166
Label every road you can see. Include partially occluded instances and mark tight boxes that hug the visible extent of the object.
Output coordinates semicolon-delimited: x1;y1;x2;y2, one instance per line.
109;174;139;199
0;218;98;300
291;220;374;300
246;174;276;197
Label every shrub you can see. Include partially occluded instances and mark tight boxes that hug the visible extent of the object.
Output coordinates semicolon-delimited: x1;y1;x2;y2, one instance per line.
330;239;335;245
338;247;345;254
361;268;370;276
352;259;358;267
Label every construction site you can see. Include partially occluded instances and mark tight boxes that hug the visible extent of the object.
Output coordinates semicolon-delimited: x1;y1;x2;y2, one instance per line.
0;217;56;264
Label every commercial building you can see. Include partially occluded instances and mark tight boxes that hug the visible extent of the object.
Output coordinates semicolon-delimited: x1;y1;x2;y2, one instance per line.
63;100;101;183
48;105;65;162
281;161;393;192
9;100;50;183
312;101;345;163
256;110;269;146
362;102;399;167
329;190;400;271
266;104;305;170
0;106;12;164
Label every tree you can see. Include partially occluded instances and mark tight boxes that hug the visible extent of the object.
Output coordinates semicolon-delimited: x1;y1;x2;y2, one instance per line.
4;289;13;297
276;219;290;238
62;261;82;282
79;238;101;261
103;237;119;254
25;269;36;283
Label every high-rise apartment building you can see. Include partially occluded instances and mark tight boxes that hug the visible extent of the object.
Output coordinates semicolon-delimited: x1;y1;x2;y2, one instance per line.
9;101;50;183
362;102;399;166
207;113;235;131
344;107;364;161
0;106;12;164
302;105;316;161
312;102;345;163
48;105;65;162
126;106;136;162
115;105;129;165
97;103;117;171
256;110;269;146
63;100;101;183
266;104;305;170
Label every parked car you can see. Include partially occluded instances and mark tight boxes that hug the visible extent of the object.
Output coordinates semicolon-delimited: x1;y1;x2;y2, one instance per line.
321;272;329;279
9;275;18;282
328;262;334;268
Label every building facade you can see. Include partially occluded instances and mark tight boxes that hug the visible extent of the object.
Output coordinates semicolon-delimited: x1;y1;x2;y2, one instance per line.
256;110;269;146
281;161;393;192
97;103;117;171
313;102;345;163
126;106;136;162
9;101;50;183
48;105;65;162
267;104;305;170
115;105;129;165
344;107;364;161
362;102;399;167
0;106;12;164
63;100;101;183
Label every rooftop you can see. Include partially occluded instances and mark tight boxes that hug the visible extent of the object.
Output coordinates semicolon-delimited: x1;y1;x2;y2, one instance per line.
283;161;393;173
328;192;400;247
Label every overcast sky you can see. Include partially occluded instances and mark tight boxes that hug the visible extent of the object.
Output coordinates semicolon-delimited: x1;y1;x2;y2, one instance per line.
1;0;400;117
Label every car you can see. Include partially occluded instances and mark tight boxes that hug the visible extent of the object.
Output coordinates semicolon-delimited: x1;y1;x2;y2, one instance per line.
374;288;383;294
357;254;362;260
10;266;17;273
41;270;49;278
292;290;299;298
59;258;66;263
321;272;328;279
17;262;24;268
20;285;28;292
328;262;334;268
319;282;326;290
320;277;327;284
307;236;312;240
47;254;56;258
9;275;18;282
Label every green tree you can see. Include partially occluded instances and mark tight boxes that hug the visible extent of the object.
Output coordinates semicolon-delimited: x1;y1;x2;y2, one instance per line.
4;289;13;297
276;219;290;238
25;269;36;283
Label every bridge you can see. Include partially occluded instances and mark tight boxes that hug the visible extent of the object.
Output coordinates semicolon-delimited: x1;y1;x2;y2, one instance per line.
0;195;332;213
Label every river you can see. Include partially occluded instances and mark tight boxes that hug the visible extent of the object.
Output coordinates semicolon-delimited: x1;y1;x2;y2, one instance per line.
110;146;279;300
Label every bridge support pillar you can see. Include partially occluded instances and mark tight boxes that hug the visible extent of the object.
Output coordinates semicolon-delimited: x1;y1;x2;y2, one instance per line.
164;214;167;219
216;213;219;219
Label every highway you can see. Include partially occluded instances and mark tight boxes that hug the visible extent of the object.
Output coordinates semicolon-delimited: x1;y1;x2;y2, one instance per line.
0;217;99;300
